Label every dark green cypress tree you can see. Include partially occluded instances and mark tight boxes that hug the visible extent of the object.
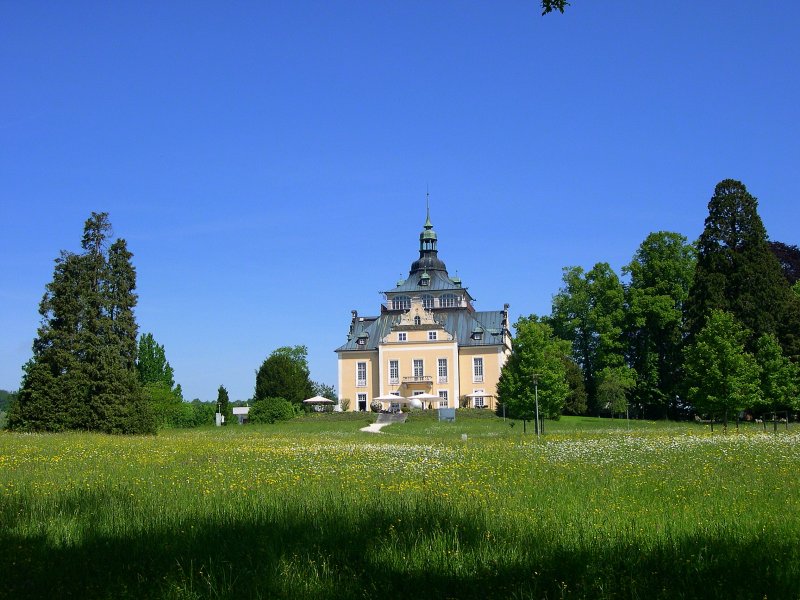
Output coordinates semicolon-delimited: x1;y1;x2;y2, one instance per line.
685;180;800;360
216;385;232;423
11;212;154;433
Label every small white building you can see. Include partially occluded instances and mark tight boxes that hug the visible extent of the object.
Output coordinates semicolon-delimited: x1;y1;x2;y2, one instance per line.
232;406;250;425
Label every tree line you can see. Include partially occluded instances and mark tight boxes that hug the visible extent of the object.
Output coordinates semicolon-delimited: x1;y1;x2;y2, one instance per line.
498;179;800;423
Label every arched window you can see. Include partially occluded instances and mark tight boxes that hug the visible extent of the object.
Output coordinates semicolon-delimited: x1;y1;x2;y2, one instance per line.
392;296;411;310
440;294;459;308
421;295;434;309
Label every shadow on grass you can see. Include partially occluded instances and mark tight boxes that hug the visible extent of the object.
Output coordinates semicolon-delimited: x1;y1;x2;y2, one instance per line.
1;489;798;599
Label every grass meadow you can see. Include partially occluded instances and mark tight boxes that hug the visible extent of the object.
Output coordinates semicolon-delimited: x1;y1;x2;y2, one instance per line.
1;413;799;599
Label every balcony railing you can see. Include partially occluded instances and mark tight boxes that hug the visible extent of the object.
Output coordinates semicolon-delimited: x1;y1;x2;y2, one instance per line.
473;375;484;383
356;379;367;387
437;376;448;384
403;375;432;384
389;377;399;385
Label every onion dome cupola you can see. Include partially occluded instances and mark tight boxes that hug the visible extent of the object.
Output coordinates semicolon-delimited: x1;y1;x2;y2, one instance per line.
409;203;447;275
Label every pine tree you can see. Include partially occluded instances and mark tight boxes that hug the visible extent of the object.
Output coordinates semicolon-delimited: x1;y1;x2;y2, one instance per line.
10;213;154;433
685;180;800;359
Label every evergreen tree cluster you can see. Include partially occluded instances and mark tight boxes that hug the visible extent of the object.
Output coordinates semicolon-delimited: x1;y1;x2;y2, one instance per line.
9;213;155;433
501;179;800;420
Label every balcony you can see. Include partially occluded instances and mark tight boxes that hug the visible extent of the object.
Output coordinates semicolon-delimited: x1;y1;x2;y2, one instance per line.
403;375;432;384
437;376;448;384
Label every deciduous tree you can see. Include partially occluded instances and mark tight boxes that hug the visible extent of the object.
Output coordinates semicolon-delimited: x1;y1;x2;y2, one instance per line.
549;263;626;412
597;366;636;417
623;231;696;418
562;357;587;415
497;316;571;420
136;333;175;388
255;346;314;405
684;310;760;424
754;333;799;413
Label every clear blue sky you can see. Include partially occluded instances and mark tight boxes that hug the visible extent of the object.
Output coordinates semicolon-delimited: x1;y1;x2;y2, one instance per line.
2;1;799;401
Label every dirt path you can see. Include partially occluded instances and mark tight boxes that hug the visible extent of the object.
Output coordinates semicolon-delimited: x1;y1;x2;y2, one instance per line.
359;421;393;433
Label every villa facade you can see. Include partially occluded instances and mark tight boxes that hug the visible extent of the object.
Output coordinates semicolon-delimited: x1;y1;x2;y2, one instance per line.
335;209;511;411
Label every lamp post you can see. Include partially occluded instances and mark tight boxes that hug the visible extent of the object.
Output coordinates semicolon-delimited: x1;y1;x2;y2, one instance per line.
534;377;540;438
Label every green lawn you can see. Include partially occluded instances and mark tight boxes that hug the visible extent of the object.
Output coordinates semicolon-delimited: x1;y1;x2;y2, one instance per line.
1;414;798;599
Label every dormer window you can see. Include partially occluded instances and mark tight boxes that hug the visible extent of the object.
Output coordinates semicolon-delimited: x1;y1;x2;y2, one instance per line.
419;271;430;286
414;316;421;326
356;332;368;346
471;326;484;341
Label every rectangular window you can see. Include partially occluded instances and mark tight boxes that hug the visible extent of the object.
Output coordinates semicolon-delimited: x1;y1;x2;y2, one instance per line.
473;357;484;383
413;359;424;378
437;358;448;383
356;362;367;387
474;395;485;408
389;360;399;384
398;332;407;342
438;390;449;408
428;331;437;341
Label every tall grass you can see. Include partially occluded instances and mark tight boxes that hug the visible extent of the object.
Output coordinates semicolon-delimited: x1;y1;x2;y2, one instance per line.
1;418;798;598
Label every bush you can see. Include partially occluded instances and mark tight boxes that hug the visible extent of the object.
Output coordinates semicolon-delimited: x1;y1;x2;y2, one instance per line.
250;397;296;424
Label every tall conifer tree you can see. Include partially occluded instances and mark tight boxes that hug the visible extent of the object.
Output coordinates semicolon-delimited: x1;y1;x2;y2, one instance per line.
685;180;800;359
10;213;154;433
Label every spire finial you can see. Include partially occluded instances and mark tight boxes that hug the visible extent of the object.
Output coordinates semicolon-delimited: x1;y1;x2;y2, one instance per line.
424;188;433;229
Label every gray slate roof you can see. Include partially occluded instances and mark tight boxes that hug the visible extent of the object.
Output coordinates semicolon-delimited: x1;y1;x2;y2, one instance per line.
335;309;506;352
387;269;468;295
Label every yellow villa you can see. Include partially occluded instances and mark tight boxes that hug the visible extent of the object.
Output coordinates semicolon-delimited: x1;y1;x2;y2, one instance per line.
336;209;512;412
